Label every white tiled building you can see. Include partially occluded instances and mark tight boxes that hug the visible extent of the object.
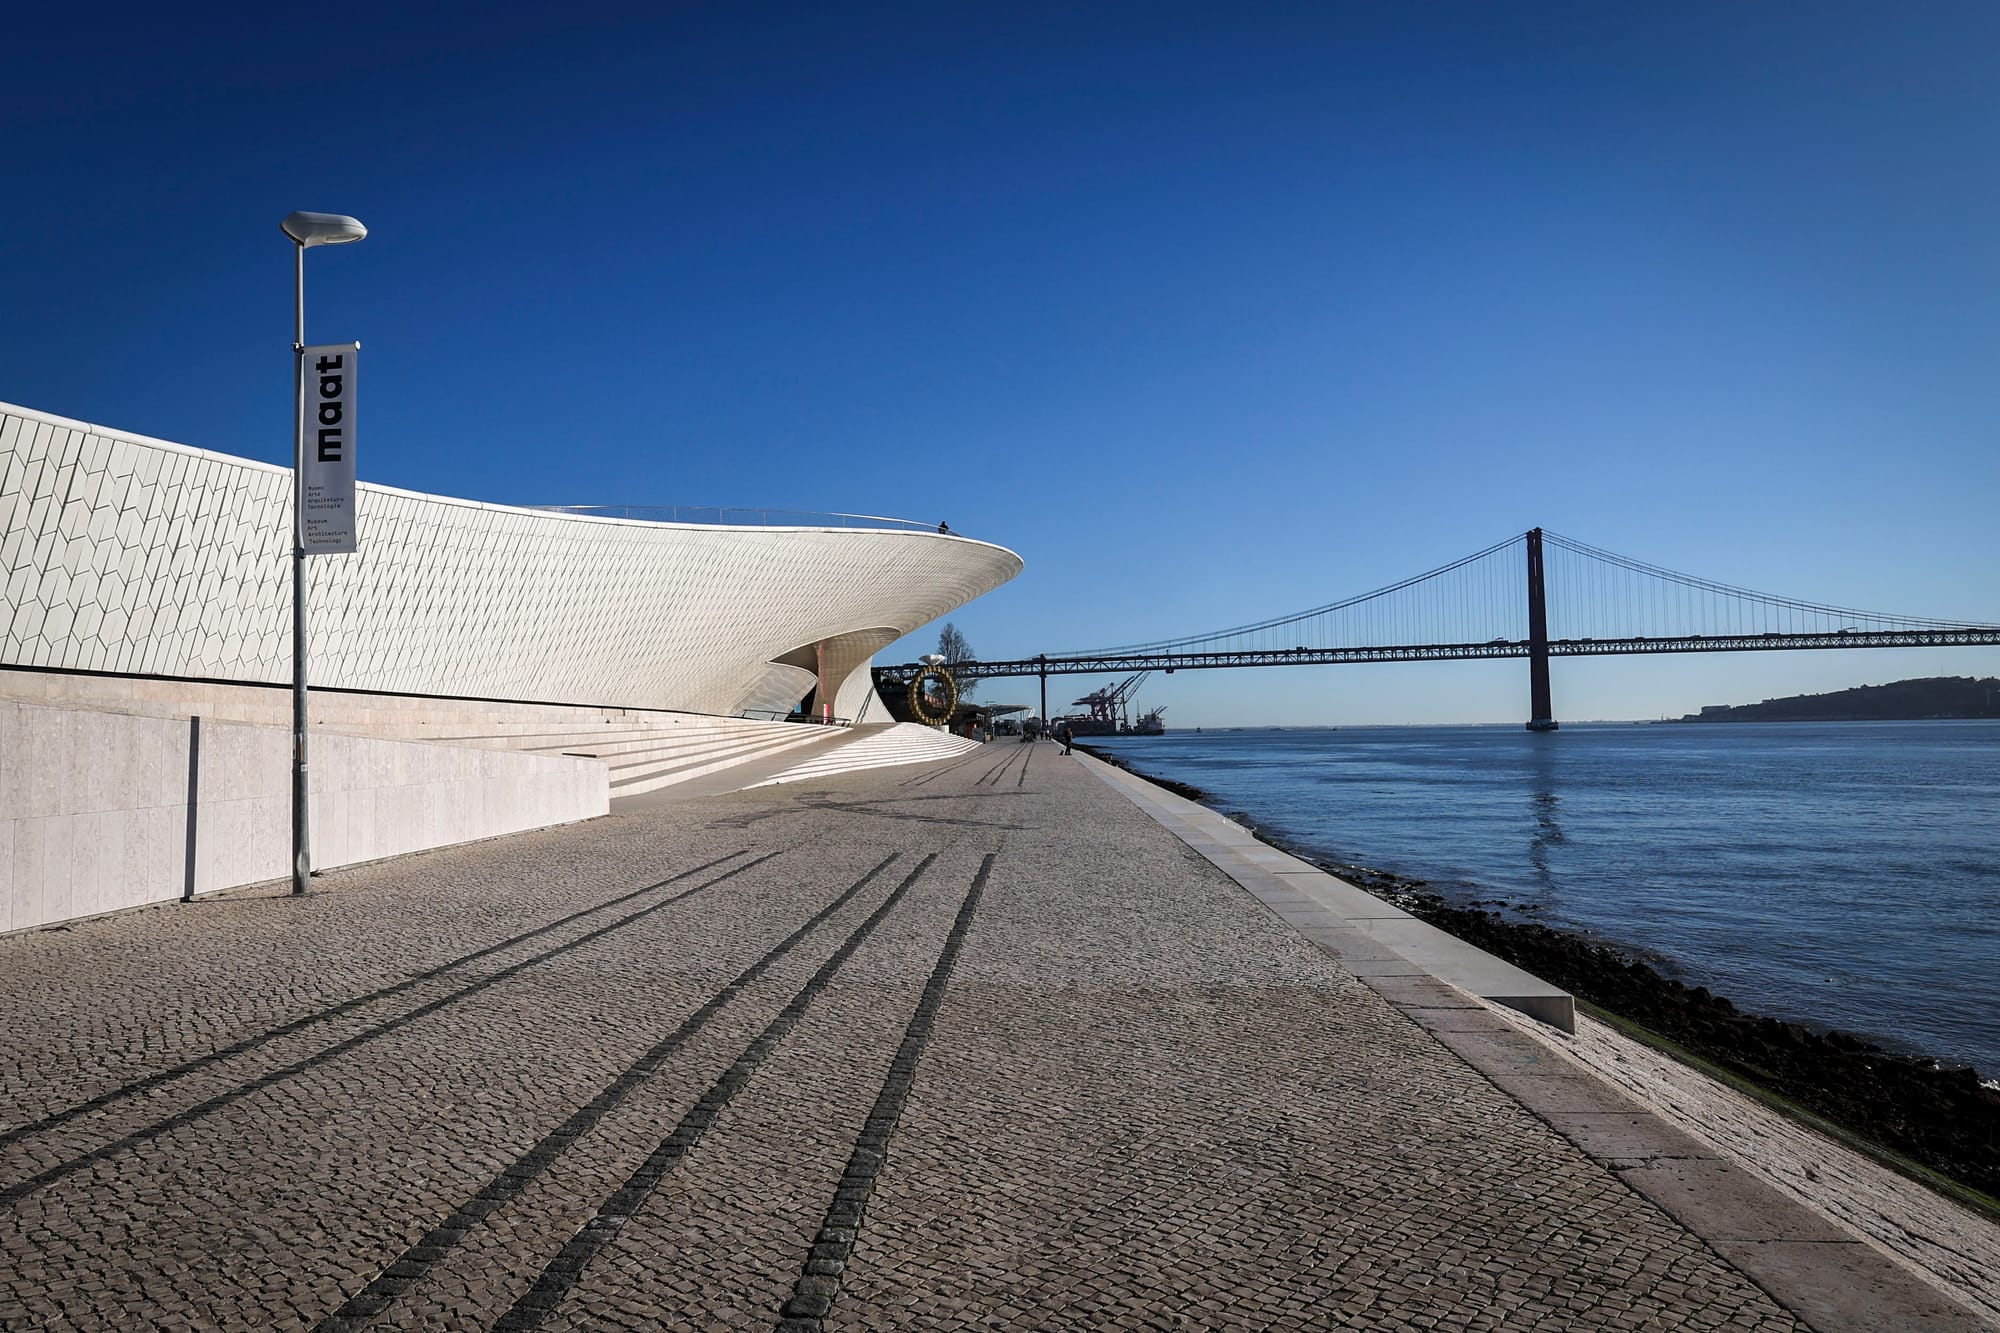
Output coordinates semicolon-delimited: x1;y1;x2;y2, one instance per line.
0;401;1021;930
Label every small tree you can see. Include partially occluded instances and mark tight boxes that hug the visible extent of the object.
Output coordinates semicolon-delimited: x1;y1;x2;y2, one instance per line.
937;621;977;699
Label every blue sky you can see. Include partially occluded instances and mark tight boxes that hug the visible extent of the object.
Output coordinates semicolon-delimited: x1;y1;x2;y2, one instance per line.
4;2;1996;725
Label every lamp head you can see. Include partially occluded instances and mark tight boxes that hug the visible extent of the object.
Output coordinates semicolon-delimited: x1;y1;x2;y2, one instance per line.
282;211;368;247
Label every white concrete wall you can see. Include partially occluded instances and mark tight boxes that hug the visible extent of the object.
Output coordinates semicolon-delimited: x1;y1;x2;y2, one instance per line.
1;700;605;934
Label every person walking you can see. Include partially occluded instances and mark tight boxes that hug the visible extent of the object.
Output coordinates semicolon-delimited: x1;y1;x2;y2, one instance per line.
1056;719;1073;755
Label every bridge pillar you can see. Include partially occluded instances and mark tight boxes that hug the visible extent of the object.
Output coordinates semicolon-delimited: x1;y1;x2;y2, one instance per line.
1526;527;1558;732
1037;655;1048;730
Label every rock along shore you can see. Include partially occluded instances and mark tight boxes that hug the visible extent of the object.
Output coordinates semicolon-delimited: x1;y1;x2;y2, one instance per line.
1078;744;2000;1208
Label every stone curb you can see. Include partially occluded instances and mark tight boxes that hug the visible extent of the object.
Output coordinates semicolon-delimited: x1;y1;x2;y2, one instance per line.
1072;751;1993;1333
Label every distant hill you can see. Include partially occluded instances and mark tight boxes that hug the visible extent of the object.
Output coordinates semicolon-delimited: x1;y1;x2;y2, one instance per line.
1678;676;2000;722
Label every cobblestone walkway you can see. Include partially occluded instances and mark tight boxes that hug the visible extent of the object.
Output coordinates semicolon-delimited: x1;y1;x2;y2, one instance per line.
0;742;1852;1330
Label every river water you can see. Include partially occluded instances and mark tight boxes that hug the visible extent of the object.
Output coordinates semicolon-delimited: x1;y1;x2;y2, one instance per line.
1088;721;2000;1080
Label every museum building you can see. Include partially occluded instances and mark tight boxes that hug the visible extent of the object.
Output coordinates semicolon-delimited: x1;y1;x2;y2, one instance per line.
0;400;1022;932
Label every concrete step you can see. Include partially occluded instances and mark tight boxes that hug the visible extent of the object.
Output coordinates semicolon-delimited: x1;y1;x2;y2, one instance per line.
747;724;983;788
528;726;837;762
428;720;777;751
398;708;855;799
594;728;828;774
608;729;839;796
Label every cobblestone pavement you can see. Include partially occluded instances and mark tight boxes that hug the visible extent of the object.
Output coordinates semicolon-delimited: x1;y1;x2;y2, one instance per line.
0;740;1857;1330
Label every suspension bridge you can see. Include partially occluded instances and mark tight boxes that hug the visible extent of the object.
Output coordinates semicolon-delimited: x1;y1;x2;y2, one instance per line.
877;528;2000;730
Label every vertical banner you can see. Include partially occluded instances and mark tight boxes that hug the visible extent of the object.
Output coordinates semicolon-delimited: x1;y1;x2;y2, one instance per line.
301;342;359;553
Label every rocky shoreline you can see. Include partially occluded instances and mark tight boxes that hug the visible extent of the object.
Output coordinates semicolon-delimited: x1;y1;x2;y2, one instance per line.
1077;744;2000;1207
1324;859;2000;1205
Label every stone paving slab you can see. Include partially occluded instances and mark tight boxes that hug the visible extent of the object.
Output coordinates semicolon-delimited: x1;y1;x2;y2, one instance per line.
0;737;1987;1330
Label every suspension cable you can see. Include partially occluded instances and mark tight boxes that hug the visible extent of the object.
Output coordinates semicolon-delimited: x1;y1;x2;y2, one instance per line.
1054;532;1527;655
1541;530;1984;629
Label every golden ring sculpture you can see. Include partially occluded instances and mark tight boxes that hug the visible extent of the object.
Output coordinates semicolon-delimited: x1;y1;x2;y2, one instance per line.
907;665;960;726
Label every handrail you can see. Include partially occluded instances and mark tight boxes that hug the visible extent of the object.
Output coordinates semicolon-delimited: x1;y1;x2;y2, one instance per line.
739;709;855;727
527;504;944;533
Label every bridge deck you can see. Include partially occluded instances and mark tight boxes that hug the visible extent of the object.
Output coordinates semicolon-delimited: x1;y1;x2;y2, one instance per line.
0;746;1986;1330
885;627;2000;682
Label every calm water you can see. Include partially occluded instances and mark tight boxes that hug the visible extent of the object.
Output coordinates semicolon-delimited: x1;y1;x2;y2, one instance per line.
1090;721;2000;1079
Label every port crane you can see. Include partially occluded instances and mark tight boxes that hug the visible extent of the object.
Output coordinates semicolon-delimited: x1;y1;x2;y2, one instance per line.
1067;671;1155;733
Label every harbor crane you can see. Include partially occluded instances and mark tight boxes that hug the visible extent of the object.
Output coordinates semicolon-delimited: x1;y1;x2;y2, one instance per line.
1071;671;1152;731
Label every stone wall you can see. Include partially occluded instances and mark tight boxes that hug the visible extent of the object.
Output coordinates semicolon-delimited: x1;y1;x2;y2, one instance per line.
1;700;605;934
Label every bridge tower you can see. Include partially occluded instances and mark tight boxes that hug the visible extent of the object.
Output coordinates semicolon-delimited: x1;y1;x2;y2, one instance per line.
1526;527;1558;732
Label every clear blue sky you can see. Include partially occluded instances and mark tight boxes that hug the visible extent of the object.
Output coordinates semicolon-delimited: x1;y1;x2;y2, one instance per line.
5;2;1996;725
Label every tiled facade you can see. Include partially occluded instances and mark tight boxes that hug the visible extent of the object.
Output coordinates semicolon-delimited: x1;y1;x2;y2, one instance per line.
0;402;1021;717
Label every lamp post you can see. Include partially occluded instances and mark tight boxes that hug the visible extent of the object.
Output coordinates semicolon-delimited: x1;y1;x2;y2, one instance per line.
281;211;367;896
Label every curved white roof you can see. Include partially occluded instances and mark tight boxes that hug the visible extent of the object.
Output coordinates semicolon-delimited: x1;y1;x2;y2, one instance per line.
0;402;1022;717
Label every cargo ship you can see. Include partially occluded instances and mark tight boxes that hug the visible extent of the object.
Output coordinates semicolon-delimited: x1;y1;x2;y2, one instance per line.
1056;673;1166;736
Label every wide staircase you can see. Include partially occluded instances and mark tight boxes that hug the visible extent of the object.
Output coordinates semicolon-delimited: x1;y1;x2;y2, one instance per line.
436;717;987;798
0;670;860;800
0;670;979;801
744;723;983;788
409;711;851;799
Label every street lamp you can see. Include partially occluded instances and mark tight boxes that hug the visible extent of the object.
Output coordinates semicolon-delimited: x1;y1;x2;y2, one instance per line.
282;210;366;896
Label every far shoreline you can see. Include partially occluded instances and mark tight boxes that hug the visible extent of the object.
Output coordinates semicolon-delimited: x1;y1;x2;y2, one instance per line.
1075;740;2000;1213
